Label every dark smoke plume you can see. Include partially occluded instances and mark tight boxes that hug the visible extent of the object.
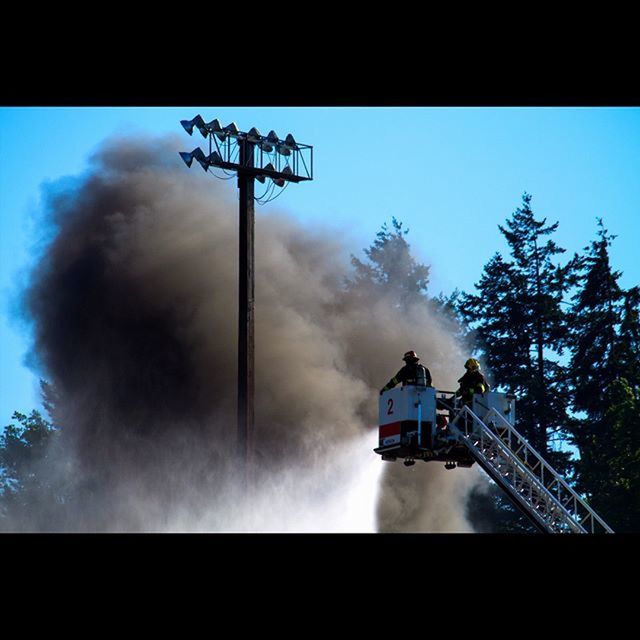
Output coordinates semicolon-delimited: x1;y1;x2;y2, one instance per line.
17;134;484;532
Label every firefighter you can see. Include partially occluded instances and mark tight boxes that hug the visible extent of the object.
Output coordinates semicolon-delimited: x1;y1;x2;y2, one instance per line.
456;358;490;405
379;350;432;395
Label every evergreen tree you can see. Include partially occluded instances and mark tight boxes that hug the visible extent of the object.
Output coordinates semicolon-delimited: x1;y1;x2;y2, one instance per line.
0;409;58;529
585;378;640;532
0;380;68;530
459;193;577;465
347;217;473;349
567;222;640;529
568;220;626;417
456;194;579;532
432;288;475;354
348;217;430;307
618;285;640;390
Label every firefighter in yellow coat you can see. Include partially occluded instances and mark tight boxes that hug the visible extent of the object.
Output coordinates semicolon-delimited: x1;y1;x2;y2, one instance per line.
456;358;490;405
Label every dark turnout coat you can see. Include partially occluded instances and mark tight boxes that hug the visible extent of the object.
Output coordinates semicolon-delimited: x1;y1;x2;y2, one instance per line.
381;362;432;393
457;370;490;401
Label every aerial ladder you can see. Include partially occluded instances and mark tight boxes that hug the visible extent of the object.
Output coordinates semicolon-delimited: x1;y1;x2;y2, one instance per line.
374;386;614;534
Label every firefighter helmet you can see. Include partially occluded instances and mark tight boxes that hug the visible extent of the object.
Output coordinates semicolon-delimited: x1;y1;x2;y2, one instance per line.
403;350;420;362
465;358;480;371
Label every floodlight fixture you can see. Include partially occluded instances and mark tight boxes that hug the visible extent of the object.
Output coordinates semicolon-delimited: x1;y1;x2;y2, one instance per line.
180;120;194;136
267;165;293;187
277;133;299;157
196;151;223;171
259;130;279;153
196;119;211;139
224;122;241;138
246;127;262;144
205;118;227;142
179;147;206;168
180;115;206;136
191;147;208;171
285;134;298;150
179;151;194;167
207;151;222;166
263;162;276;173
273;165;292;187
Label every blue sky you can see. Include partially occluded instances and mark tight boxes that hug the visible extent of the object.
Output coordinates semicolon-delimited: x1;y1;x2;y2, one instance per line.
1;107;639;424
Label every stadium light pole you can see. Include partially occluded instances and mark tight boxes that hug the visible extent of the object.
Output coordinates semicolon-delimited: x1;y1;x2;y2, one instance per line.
237;135;254;492
179;117;313;490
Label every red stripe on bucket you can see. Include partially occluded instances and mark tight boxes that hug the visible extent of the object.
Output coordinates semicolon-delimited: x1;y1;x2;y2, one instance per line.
380;422;402;438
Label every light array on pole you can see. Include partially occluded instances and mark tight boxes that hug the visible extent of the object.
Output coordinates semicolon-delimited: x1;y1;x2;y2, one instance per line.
178;114;313;490
179;116;313;193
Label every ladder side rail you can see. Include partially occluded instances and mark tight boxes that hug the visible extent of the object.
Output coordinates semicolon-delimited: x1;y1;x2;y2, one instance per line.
449;408;586;533
481;408;608;533
483;408;614;534
485;407;571;504
449;407;543;490
452;406;570;504
469;445;554;533
449;416;557;533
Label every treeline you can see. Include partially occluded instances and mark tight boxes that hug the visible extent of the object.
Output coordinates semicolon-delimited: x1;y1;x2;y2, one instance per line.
454;194;640;532
1;194;639;532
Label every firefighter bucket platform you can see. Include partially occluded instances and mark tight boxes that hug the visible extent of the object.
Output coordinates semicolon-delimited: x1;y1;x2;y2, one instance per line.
374;385;613;533
374;386;513;468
